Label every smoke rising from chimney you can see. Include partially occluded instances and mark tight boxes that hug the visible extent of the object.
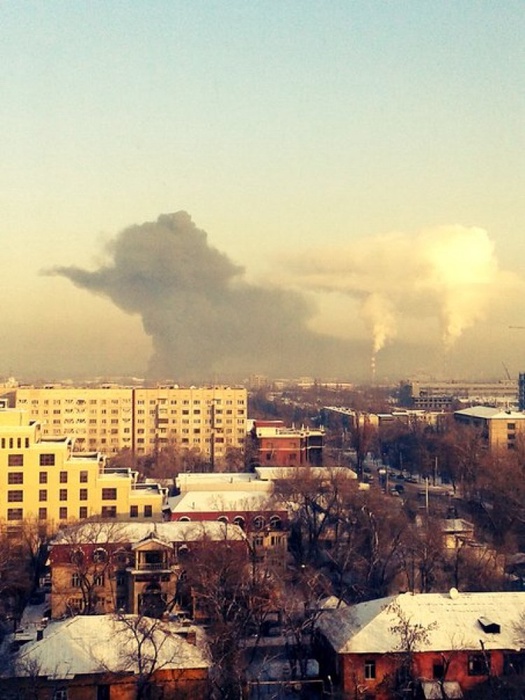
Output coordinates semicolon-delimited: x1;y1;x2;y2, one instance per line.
48;211;349;381
280;224;520;361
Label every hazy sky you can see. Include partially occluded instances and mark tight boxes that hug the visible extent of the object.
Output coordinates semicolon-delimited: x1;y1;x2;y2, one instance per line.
2;2;525;383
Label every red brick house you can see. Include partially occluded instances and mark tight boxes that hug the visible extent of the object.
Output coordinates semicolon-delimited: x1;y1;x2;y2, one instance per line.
49;520;247;619
249;420;324;467
2;613;209;699
164;489;289;569
315;591;525;699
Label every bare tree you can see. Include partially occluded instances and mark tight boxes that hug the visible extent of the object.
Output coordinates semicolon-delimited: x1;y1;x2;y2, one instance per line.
51;519;126;616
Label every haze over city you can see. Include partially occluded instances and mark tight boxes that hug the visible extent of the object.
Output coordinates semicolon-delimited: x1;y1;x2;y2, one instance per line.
2;2;525;382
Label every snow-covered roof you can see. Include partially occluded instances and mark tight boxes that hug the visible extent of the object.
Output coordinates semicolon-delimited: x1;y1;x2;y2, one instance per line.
11;615;208;679
317;591;525;655
52;520;246;545
254;466;357;481
454;406;525;420
166;490;279;514
176;471;273;493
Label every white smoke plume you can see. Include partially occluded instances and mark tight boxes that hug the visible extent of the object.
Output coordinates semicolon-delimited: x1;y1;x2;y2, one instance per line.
281;225;519;357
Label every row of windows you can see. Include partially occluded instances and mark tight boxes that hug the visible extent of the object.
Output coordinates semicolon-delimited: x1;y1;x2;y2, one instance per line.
7;504;154;520
361;652;494;683
1;438;30;450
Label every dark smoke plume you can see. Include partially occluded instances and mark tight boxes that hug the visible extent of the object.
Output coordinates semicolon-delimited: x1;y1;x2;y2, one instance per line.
49;212;352;381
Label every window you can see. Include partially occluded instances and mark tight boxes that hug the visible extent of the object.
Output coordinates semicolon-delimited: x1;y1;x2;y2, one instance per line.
71;573;82;587
8;473;23;484
40;454;55;466
38;507;47;520
102;488;117;500
364;659;376;680
97;685;110;700
79;506;88;519
253;516;265;530
130;505;138;518
94;573;105;586
504;652;525;675
8;454;23;467
39;490;47;502
428;660;445;680
59;471;68;483
101;506;117;518
53;690;68;700
93;548;108;563
80;470;88;483
7;490;23;502
144;505;152;518
7;508;23;520
59;507;68;520
468;652;490;676
59;489;68;501
39;471;48;484
78;488;88;501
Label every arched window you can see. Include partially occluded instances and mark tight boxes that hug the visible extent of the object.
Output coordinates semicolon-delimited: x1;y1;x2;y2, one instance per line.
178;516;191;522
233;516;245;530
178;544;190;559
269;515;282;530
253;516;265;530
217;516;229;524
92;547;108;564
70;548;84;565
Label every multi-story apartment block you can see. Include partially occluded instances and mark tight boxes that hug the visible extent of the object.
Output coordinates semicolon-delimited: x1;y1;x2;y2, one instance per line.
0;404;166;529
15;384;248;462
16;385;134;454
132;385;247;463
454;405;525;450
399;379;518;410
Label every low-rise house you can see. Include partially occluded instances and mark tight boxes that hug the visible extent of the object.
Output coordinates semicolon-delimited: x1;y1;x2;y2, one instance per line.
316;590;525;699
1;614;209;699
49;520;246;619
164;490;288;570
440;519;475;550
248;420;324;467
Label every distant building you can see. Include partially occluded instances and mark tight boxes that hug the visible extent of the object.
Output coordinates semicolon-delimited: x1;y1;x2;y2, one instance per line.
0;406;166;529
14;384;247;461
316;590;525;700
248;420;324;467
454;405;525;450
399;379;518;410
519;372;525;411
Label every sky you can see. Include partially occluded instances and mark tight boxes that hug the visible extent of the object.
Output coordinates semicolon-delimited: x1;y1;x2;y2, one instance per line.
1;1;525;384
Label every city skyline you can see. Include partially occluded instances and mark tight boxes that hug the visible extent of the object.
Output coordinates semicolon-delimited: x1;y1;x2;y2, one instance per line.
2;2;525;381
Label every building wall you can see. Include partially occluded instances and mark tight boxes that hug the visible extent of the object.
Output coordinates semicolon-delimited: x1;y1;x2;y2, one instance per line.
0;408;164;529
132;385;247;462
15;385;248;461
16;386;134;455
337;648;509;699
4;667;209;700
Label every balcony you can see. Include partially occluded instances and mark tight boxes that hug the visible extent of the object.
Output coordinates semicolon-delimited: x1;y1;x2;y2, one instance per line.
134;561;172;572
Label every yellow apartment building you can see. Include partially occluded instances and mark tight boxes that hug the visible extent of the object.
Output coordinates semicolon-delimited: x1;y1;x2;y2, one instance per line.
14;384;247;463
0;405;166;530
454;406;525;450
16;385;134;454
133;385;247;463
